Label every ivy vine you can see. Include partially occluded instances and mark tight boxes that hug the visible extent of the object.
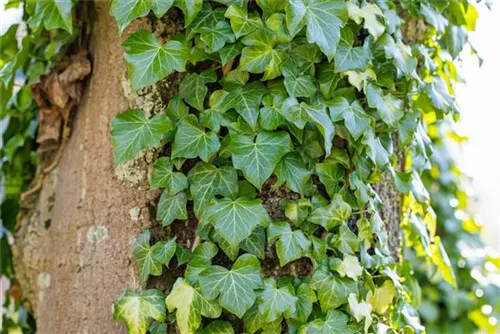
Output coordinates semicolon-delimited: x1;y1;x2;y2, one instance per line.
1;0;499;334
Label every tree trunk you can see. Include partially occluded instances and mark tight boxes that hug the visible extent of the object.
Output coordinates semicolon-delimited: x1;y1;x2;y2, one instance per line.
13;2;404;333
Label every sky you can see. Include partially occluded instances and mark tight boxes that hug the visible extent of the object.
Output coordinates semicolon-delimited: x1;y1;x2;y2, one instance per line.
455;3;500;249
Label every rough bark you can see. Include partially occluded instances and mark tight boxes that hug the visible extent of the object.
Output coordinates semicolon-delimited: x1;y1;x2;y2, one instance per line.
12;2;406;333
13;3;161;333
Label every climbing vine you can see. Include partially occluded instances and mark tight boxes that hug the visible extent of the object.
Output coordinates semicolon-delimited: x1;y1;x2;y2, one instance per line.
106;0;500;333
1;0;499;333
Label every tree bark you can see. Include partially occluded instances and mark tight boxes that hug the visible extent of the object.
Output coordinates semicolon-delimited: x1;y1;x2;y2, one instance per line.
14;3;160;333
13;2;405;333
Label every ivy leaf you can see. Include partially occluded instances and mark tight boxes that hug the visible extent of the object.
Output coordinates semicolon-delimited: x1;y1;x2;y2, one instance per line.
180;70;218;111
27;0;73;34
123;30;189;90
111;110;173;164
285;0;348;60
174;0;203;27
362;128;390;168
275;153;312;195
308;194;351;231
258;278;298;322
310;264;358;311
110;0;174;34
229;131;293;189
240;29;286;80
315;159;344;198
203;320;235;334
188;162;239;217
225;4;264;39
257;0;286;17
347;3;385;39
165;96;189;121
172;115;220;162
204;198;269;248
379;34;417;76
420;4;448;33
284;74;317;98
305;104;335;157
337;255;362;281
156;191;187;227
149;321;168;334
219;42;243;65
366;83;403;126
280;98;313;129
259;94;287;130
240;226;266;260
151;238;177;267
165;278;222;334
113;289;166;334
294;283;317;323
133;230;162;281
213;81;267;127
199;21;236;53
317;63;340;99
268;221;311;266
199;254;263;318
334;29;371;73
443;25;467;59
328;97;371;140
348;293;373;332
369;280;396;314
150;157;188;194
298;310;357;334
332;223;361;254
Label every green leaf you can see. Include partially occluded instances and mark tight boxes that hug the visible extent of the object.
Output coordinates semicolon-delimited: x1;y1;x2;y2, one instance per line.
347;3;385;39
225;4;264;39
362;128;390;168
294;283;317;323
310;264;358;311
204;198;269;248
280;98;313;129
114;289;166;334
430;236;457;288
156;191;187;227
240;226;266;260
199;254;263;318
111;110;173;164
180;70;217;111
151;238;177;267
165;96;189;121
203;320;235;334
284;74;317;98
174;0;203;27
317;63;340;99
286;0;348;60
188;162;239;217
172;115;220;162
165;278;222;334
334;28;371;73
259;94;287;130
149;321;168;334
257;0;286;17
133;230;162;281
239;29;286;80
379;34;417;76
298;310;357;334
110;0;174;33
219;42;243;65
305;103;335;157
332;223;361;254
443;25;467;59
28;0;73;33
275;153;312;195
308;194;351;231
229;131;293;189
213;81;267;127
123;30;189;90
328;97;371;140
258;278;298;322
366;83;403;126
268;221;311;266
199;21;236;53
150;157;188;194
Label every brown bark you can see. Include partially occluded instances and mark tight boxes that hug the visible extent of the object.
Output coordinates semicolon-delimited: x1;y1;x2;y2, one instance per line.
14;3;159;333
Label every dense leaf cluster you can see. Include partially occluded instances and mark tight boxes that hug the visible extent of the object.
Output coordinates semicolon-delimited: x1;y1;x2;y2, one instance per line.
105;0;500;333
